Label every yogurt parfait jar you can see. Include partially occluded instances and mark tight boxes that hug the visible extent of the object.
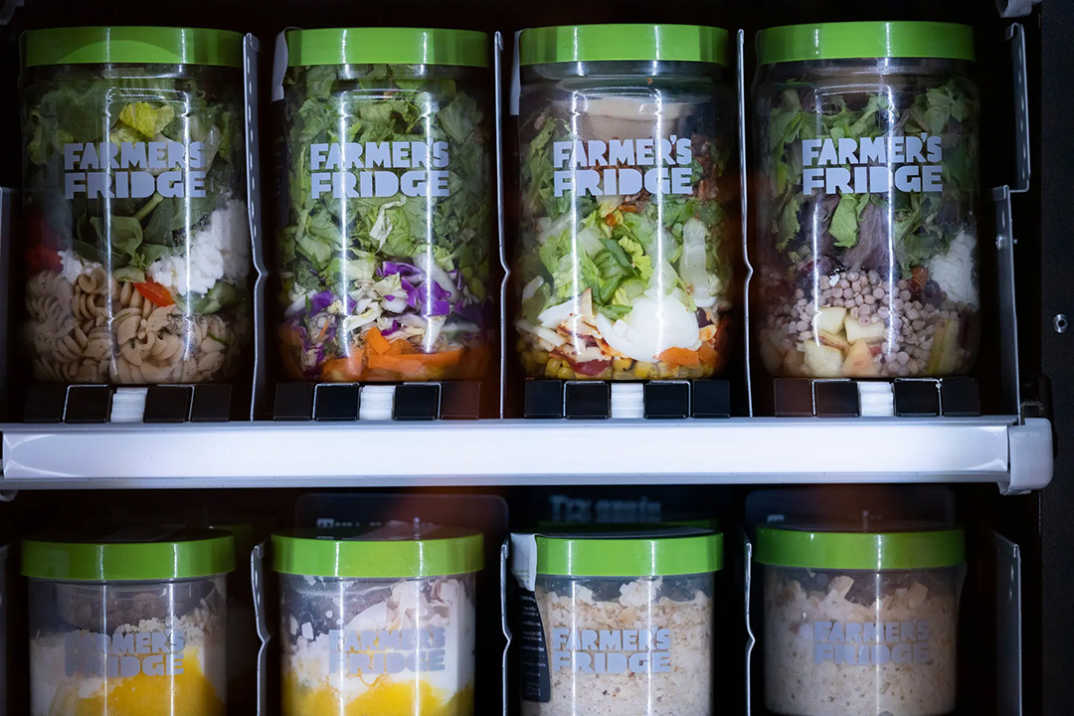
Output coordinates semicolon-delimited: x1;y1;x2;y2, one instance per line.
512;529;723;716
756;525;966;715
272;524;483;715
23;530;234;716
752;22;980;378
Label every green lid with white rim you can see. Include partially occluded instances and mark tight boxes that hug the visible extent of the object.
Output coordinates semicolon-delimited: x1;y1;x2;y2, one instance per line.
520;24;729;67
272;525;483;578
757;21;974;65
754;526;965;571
536;529;723;577
22;27;243;69
286;28;489;68
21;528;235;582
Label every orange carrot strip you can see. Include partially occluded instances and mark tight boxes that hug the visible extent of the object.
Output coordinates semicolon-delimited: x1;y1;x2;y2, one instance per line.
365;326;391;354
367;349;464;376
698;342;718;370
659;346;701;367
321;350;364;382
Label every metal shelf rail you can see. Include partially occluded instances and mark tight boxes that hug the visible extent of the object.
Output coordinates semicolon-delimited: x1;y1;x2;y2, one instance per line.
0;416;1053;493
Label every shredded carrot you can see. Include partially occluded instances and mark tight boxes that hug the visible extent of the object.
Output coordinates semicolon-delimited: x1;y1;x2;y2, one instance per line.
619;204;639;213
367;349;464;377
321;350;364;381
604;212;618;227
659;347;701;367
698;342;718;370
365;326;392;354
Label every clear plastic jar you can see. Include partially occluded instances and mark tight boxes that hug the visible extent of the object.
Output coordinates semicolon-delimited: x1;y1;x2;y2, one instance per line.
756;526;966;716
515;25;738;381
272;524;483;715
19;27;252;385
276;28;493;382
752;22;980;379
22;531;234;716
512;530;722;716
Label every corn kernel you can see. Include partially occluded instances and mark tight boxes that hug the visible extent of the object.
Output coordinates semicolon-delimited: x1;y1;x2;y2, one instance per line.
613;357;633;371
634;362;652;379
545;359;562;377
559;365;575;380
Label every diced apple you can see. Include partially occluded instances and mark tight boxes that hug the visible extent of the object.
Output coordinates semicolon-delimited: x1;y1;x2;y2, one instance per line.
938;317;962;374
783;346;807;377
814;306;847;334
803;342;845;377
845;317;887;343
842;339;879;377
819;330;849;352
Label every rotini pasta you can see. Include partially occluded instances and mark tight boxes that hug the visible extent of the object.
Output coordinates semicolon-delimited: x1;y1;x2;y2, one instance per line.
25;268;249;385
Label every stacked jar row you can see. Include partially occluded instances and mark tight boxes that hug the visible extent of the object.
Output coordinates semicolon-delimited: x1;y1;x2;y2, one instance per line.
18;22;981;386
12;523;966;715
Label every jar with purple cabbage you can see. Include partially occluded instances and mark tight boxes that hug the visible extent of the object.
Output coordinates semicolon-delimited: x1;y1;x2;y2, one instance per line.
276;28;493;382
752;22;980;379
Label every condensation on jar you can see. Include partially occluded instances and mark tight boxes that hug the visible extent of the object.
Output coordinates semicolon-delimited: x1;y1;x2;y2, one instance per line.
514;24;740;382
274;28;495;384
22;530;234;716
755;526;966;716
19;27;252;385
751;21;981;379
512;529;723;716
271;524;483;715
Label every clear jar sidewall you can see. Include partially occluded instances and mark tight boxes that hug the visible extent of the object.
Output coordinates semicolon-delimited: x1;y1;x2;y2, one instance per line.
751;57;980;380
20;63;253;385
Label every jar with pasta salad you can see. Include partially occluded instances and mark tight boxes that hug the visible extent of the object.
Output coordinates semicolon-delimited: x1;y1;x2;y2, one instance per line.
20;27;252;384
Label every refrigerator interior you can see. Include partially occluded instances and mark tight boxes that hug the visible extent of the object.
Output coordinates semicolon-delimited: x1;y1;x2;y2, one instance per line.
0;0;1068;714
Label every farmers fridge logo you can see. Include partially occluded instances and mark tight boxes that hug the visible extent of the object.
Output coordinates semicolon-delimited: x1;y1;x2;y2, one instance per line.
549;627;673;674
811;619;934;666
329;627;447;675
552;137;694;198
801;134;943;195
65;629;186;677
309;141;451;199
63;141;209;199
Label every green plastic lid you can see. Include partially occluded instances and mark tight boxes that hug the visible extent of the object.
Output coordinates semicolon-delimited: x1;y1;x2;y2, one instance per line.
271;525;484;578
22;27;243;68
21;529;235;582
520;24;729;66
755;526;966;570
757;21;974;65
286;28;489;68
536;529;723;577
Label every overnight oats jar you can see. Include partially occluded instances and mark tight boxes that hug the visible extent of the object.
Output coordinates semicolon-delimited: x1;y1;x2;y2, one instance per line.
756;525;966;716
752;22;980;378
272;524;483;715
515;24;739;381
23;530;234;716
512;529;723;716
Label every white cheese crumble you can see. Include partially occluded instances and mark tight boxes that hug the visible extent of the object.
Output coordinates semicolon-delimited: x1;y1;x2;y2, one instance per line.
148;200;250;295
928;231;978;308
58;249;101;285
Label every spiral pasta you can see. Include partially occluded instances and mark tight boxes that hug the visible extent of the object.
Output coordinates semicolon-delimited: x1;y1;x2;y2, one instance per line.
25;268;248;385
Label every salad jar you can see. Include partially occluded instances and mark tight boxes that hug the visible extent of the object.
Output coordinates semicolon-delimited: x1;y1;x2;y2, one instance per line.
22;530;234;716
511;529;722;716
752;22;981;379
272;524;483;715
515;25;739;381
20;27;252;385
756;526;965;716
276;28;494;382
